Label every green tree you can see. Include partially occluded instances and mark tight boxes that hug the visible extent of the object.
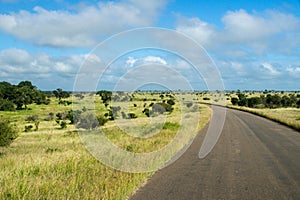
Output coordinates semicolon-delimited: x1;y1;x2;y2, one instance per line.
152;102;173;114
231;97;239;105
247;97;261;108
97;90;112;105
0;100;15;111
0;118;18;147
53;88;70;101
14;86;35;109
167;99;175;106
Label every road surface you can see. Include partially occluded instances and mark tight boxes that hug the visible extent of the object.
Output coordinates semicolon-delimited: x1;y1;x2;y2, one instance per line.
130;107;300;200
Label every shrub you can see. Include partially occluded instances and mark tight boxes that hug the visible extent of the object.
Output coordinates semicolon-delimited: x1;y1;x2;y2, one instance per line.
167;99;175;105
56;112;67;120
76;112;99;130
66;110;82;124
231;97;239;105
142;108;150;117
0;118;18;147
60;121;67;129
97;115;108;126
152;102;173;114
76;112;108;129
163;122;180;130
48;112;55;120
26;115;39;122
24;125;33;132
186;102;193;108
121;111;127;119
34;121;40;131
127;113;137;119
0;100;15;111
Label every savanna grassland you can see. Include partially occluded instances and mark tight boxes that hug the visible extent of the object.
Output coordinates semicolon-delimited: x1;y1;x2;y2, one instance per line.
1;84;299;199
199;90;300;130
0;90;212;199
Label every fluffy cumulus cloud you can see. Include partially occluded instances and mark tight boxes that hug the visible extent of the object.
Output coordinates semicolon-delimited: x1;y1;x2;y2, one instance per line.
176;9;300;55
176;9;300;89
0;0;167;47
176;16;216;48
0;48;92;89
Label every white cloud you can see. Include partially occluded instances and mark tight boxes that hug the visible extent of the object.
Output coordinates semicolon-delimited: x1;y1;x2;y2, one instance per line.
0;48;85;80
286;66;300;77
261;62;280;75
143;56;167;65
0;0;167;47
116;64;192;91
176;16;216;47
126;56;138;67
176;9;300;55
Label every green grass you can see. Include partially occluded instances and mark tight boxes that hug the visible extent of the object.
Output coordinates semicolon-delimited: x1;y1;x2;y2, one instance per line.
0;93;212;199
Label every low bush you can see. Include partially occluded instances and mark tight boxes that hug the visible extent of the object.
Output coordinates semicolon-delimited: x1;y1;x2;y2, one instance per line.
0;118;18;147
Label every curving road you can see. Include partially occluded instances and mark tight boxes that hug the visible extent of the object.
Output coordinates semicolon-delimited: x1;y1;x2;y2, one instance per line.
130;106;300;200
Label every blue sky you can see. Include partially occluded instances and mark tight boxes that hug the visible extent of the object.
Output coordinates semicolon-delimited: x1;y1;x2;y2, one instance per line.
0;0;299;91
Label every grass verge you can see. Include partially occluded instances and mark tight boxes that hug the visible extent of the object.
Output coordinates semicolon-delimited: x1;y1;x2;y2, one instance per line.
228;105;300;131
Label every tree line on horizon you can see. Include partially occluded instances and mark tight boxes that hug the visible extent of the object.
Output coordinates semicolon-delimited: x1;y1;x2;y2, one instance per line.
0;81;51;111
231;92;300;108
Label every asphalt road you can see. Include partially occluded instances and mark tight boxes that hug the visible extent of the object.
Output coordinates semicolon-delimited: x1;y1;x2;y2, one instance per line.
130;106;300;200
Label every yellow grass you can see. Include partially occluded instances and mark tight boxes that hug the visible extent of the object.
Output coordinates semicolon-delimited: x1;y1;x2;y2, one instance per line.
229;106;300;131
0;93;211;199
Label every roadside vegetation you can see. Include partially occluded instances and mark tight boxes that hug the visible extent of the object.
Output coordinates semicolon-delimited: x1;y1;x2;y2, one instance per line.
0;81;211;199
198;90;300;131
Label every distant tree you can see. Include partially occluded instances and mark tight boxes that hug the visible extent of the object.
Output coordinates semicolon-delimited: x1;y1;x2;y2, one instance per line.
14;86;35;109
237;93;248;106
0;82;15;101
297;99;300;108
74;93;84;99
97;90;112;105
53;88;70;101
152;102;173;114
0;81;47;110
266;94;281;108
247;97;261;108
17;81;36;89
280;95;291;107
231;97;239;105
